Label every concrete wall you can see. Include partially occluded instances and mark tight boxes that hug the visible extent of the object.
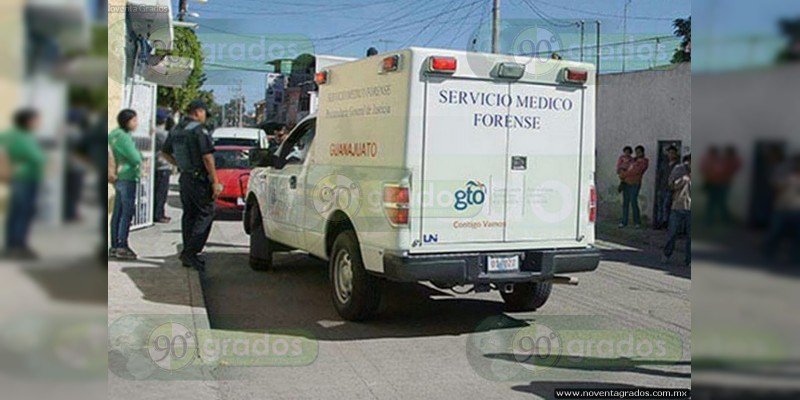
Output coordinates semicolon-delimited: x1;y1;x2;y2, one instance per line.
108;0;125;131
693;64;800;220
0;0;25;129
596;63;692;223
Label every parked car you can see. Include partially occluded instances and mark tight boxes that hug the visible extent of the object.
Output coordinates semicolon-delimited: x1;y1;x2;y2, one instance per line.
214;146;252;212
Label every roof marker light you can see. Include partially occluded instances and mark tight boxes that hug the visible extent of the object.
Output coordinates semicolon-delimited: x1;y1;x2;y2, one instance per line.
427;56;457;74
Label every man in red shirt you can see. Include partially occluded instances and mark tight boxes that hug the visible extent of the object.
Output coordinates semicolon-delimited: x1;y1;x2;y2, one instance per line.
619;145;650;228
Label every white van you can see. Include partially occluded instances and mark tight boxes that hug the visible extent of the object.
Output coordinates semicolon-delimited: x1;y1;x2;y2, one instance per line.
212;127;269;148
245;48;600;321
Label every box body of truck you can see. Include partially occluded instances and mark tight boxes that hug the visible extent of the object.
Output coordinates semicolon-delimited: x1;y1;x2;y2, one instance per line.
306;48;599;277
246;47;599;318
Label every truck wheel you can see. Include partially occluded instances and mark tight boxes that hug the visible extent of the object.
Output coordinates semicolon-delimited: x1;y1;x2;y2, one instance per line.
248;204;273;271
329;231;381;321
501;282;553;312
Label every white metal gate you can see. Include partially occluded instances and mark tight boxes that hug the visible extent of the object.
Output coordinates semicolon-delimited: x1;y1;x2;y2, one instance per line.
123;78;157;230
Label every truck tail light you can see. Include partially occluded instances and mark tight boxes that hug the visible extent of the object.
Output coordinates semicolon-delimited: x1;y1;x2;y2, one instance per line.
563;68;588;84
315;70;329;85
384;185;410;226
589;185;597;224
427;56;457;74
381;55;399;73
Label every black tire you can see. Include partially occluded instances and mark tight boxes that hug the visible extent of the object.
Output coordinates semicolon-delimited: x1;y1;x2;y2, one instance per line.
248;203;273;271
329;231;381;321
501;282;553;312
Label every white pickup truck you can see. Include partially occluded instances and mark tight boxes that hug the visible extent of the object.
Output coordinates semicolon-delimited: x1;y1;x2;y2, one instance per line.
245;48;600;321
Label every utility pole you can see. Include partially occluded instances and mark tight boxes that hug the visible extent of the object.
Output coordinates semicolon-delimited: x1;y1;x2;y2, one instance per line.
491;0;500;54
595;20;601;75
238;80;244;128
580;20;585;62
622;0;631;73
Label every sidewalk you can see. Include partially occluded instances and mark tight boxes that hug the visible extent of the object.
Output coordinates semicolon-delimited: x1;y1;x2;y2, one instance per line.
108;203;220;400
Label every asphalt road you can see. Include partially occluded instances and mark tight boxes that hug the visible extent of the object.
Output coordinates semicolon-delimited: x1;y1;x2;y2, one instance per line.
200;218;691;400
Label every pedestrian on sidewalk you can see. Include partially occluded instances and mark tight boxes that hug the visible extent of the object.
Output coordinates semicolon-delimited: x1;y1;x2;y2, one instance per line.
108;109;143;261
160;100;223;270
763;154;800;263
0;109;46;260
662;154;691;267
153;109;172;224
655;146;681;230
616;146;634;193
619;145;650;229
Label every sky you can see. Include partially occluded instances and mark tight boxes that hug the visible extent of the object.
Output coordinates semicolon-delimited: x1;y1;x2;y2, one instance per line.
166;0;701;108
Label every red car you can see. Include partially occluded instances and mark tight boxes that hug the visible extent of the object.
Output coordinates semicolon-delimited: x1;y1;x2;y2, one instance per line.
213;146;252;212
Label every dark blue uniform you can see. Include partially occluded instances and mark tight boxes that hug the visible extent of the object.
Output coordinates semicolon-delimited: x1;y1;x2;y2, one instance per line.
162;118;216;268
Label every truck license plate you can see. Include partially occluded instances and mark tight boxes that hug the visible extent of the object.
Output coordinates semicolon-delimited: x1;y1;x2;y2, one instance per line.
237;198;246;206
488;255;520;273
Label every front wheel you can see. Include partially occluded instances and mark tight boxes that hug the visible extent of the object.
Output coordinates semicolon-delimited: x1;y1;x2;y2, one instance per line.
501;282;553;312
248;203;273;271
329;231;382;321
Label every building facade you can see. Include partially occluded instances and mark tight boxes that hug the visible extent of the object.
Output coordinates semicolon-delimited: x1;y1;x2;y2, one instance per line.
596;63;692;226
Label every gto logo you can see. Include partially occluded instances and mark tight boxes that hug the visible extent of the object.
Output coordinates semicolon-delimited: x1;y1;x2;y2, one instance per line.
454;180;487;211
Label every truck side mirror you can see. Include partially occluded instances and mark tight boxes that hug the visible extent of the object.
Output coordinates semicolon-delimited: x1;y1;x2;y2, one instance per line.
249;147;274;168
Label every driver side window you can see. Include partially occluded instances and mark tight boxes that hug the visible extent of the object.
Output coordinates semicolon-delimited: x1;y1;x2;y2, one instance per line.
278;121;316;167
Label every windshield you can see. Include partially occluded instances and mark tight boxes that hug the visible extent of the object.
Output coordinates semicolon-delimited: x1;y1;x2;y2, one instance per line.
214;149;251;170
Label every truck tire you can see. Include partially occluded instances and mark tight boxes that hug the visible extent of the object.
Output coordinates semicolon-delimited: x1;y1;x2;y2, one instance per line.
248;204;273;271
501;282;553;312
329;231;381;321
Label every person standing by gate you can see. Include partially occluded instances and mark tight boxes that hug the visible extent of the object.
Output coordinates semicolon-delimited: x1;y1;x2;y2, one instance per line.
160;100;222;270
153;109;172;224
108;109;143;260
1;109;45;259
662;155;692;267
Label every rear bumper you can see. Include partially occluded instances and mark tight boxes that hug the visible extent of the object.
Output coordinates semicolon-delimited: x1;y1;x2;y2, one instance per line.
381;248;600;284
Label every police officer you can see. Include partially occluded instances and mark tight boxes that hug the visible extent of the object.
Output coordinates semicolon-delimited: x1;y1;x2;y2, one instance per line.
161;100;222;270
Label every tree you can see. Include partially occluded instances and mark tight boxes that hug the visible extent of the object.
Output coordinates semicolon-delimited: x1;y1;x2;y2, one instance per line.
671;17;691;64
776;18;800;63
157;27;207;113
68;24;108;111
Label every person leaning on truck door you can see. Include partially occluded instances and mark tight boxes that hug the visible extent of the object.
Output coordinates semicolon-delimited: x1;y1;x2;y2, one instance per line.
619;145;650;229
160;100;222;271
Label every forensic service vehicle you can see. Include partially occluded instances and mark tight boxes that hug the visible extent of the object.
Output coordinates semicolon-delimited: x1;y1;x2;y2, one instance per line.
245;48;600;321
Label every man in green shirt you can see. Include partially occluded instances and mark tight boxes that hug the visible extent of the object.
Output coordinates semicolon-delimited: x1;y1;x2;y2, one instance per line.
1;109;45;259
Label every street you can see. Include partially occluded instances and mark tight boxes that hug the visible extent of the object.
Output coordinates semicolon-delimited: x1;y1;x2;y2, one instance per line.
160;207;690;399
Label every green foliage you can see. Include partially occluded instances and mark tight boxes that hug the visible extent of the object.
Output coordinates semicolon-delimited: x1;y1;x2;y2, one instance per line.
68;23;108;111
157;27;207;113
671;17;691;64
776;18;800;63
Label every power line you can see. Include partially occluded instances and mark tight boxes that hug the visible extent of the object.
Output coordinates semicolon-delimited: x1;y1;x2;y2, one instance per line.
534;0;680;22
518;0;580;28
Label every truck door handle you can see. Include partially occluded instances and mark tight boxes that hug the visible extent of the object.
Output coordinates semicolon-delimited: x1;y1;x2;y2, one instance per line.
289;176;298;189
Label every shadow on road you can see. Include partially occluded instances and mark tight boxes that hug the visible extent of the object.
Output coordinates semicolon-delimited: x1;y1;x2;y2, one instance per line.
601;249;691;280
485;352;691;379
117;252;195;308
23;257;108;304
200;250;529;341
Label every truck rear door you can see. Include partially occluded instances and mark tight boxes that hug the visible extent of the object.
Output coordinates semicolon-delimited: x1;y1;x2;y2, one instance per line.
420;78;510;244
420;75;587;246
504;83;585;242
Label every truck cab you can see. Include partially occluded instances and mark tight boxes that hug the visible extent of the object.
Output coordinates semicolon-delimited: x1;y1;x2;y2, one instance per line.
246;48;600;321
